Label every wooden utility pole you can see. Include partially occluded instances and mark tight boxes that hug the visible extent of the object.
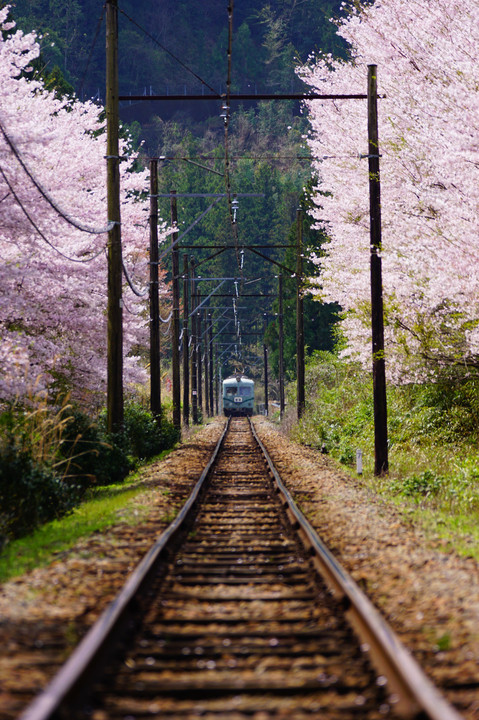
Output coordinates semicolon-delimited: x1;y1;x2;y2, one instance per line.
197;293;203;415
190;259;199;424
182;255;190;426
278;274;285;419
214;343;219;415
170;192;181;432
209;316;214;414
368;64;388;475
296;209;305;419
149;159;161;420
106;0;123;433
263;315;269;416
204;309;210;417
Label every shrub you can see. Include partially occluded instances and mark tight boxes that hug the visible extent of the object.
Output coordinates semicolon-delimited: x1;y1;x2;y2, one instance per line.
0;399;181;545
123;404;179;460
0;445;78;545
392;470;444;498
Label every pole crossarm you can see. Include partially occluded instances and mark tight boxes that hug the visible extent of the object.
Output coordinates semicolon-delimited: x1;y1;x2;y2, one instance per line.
191;276;262;282
244;246;296;276
154;193;264;198
120;92;370;102
180;244;292;249
209;293;275;298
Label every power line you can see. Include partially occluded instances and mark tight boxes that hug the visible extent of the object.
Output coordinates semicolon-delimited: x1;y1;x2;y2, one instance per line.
121;259;149;297
0;164;106;263
0;119;114;235
162;154;314;161
117;5;219;96
78;5;106;100
223;0;241;274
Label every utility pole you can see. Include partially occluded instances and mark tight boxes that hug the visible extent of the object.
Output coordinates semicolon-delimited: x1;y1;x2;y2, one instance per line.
368;64;388;475
296;209;305;419
263;314;269;416
106;0;123;433
197;292;203;416
170;191;181;432
190;259;199;424
149;159;161;420
209;315;214;415
204;309;210;417
215;342;219;415
278;274;285;420
182;255;190;426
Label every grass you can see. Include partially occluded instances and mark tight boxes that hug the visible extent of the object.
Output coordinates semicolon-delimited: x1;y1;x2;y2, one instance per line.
288;351;479;561
0;478;152;583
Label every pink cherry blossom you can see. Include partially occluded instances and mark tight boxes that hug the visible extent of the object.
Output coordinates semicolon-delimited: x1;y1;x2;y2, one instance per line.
0;10;171;404
301;0;479;382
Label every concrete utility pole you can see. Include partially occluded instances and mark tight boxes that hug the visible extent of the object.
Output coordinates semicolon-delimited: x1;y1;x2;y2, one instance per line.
368;64;388;476
106;0;123;433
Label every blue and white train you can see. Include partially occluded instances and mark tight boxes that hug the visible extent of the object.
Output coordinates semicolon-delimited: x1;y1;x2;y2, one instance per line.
222;374;255;417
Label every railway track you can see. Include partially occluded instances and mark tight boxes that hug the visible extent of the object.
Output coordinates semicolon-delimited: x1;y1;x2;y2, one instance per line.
20;417;462;720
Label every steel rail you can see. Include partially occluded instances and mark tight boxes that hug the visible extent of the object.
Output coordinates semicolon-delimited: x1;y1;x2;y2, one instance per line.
248;418;463;720
18;418;231;720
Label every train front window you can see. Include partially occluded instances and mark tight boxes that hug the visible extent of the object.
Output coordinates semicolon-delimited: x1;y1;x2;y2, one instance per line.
239;387;252;397
226;387;237;396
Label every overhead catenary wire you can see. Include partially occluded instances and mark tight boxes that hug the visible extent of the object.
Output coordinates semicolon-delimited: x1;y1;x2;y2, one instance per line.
117;5;220;97
0;164;106;263
0;119;115;235
78;4;106;100
223;0;241;274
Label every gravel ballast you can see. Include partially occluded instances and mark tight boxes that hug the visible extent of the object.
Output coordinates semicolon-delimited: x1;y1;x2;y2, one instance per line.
1;417;479;718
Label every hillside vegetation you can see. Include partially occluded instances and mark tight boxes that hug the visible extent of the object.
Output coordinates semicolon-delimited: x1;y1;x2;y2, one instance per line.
12;0;346;99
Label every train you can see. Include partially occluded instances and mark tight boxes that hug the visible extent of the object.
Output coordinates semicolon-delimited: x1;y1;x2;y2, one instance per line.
222;374;255;417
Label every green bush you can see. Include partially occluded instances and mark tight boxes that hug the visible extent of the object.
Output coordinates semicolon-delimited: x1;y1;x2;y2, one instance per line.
0;446;78;546
59;404;179;488
392;470;444;498
0;400;181;546
123;404;180;460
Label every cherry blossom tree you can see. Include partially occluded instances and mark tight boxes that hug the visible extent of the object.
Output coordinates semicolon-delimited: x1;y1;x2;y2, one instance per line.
300;0;479;382
0;8;171;404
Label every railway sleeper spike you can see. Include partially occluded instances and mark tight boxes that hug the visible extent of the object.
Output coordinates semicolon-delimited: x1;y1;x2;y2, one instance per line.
19;416;463;720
